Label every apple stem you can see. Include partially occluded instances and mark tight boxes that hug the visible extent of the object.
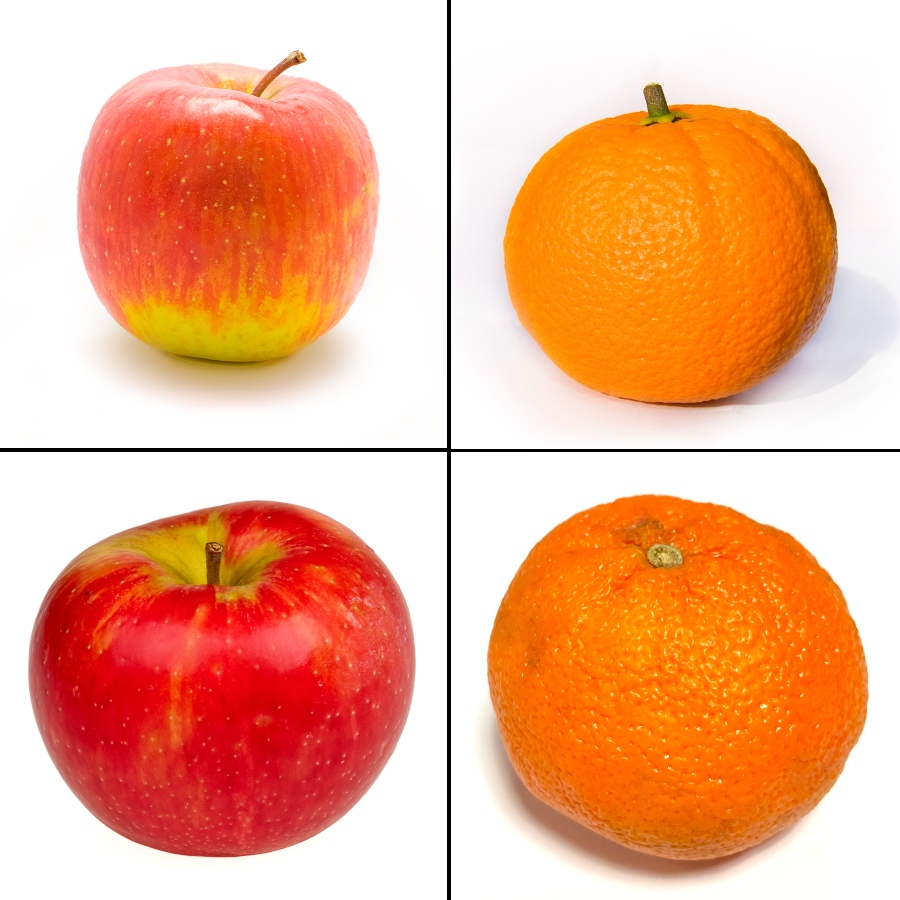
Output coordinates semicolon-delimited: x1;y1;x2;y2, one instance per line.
206;542;224;585
251;50;307;97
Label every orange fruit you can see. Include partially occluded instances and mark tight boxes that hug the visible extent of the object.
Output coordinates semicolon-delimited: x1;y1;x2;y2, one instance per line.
503;85;838;403
487;495;867;860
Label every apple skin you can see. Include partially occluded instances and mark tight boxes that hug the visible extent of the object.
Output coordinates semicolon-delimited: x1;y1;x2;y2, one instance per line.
77;63;378;361
29;501;414;856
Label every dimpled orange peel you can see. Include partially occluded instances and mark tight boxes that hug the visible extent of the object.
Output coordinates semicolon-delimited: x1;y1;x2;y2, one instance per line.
503;85;838;402
488;495;867;859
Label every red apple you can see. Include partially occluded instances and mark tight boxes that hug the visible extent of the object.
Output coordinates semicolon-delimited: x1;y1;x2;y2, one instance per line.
77;52;378;361
29;500;414;856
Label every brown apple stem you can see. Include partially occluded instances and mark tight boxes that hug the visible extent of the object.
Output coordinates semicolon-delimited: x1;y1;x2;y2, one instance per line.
251;50;307;97
206;542;224;585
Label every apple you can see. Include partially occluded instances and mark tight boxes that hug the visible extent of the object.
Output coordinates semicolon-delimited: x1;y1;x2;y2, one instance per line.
29;500;414;856
77;52;378;361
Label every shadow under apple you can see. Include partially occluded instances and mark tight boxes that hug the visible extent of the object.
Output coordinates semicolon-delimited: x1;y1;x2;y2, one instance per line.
83;323;358;403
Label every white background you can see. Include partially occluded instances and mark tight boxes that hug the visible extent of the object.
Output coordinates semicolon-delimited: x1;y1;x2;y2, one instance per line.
2;0;446;448
452;0;900;448
451;452;894;897
2;452;446;898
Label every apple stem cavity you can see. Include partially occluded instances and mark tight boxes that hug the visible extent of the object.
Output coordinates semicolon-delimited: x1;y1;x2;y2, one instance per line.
251;50;307;97
206;542;224;585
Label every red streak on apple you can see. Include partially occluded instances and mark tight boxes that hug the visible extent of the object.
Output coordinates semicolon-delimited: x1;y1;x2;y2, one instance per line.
77;63;378;361
29;501;414;856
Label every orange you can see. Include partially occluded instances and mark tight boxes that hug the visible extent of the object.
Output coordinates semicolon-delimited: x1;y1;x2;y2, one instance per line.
487;495;867;860
503;85;838;403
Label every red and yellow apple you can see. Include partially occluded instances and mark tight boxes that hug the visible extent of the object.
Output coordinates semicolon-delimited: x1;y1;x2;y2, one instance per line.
77;52;378;361
29;500;414;856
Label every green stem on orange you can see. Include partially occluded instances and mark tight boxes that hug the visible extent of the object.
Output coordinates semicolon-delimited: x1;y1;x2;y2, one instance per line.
206;542;224;585
647;543;683;568
639;83;692;126
644;83;670;118
251;50;307;97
